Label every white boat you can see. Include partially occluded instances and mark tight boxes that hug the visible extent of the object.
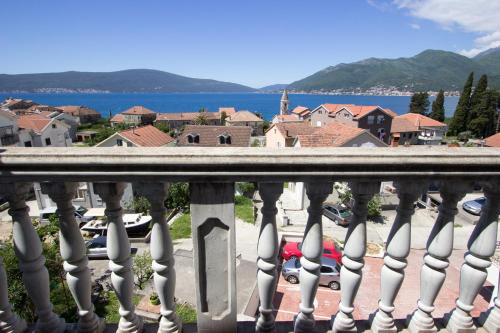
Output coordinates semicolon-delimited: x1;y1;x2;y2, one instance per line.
80;213;152;234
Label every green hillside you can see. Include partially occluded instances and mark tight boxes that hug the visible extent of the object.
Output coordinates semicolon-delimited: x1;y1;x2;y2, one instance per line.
0;69;256;93
289;49;500;92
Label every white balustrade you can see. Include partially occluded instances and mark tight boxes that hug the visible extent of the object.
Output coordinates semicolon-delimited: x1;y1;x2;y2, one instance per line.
135;182;181;333
42;182;105;333
446;184;500;333
94;183;143;333
371;181;427;333
294;182;332;333
408;182;471;333
332;181;380;333
255;182;283;333
481;274;500;333
2;183;66;333
0;256;27;333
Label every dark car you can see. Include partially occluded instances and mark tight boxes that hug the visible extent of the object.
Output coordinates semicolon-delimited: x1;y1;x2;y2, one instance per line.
462;197;486;215
282;257;341;290
323;203;352;226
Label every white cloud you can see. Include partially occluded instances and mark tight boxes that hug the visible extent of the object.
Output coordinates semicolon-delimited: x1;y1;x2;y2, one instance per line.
393;0;500;57
410;23;421;30
366;0;392;12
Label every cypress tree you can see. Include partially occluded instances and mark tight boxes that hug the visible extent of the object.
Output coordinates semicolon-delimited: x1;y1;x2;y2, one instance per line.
430;89;445;122
409;92;430;115
468;89;496;138
467;74;488;128
449;72;473;135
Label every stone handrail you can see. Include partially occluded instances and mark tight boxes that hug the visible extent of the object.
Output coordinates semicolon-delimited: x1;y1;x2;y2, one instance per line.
0;146;499;333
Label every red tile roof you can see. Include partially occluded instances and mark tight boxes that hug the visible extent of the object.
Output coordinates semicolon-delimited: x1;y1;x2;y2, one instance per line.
391;113;447;133
296;123;369;147
274;114;300;122
227;111;263;122
269;122;316;138
320;104;397;119
218;107;236;114
17;114;52;134
121;106;155;115
118;125;174;147
179;125;251;147
57;105;99;116
485;132;500;148
291;106;310;116
110;114;125;123
156;112;220;121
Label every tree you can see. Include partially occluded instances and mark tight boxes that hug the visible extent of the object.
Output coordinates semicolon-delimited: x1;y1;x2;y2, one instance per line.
409;92;430;115
165;182;190;209
133;251;153;290
126;196;151;214
154;122;170;134
220;111;228;125
449;72;474;135
193;113;208;125
467;74;488;129
468;89;497;138
430;89;445;122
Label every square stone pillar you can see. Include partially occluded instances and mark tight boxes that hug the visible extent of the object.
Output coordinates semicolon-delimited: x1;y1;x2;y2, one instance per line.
190;182;236;333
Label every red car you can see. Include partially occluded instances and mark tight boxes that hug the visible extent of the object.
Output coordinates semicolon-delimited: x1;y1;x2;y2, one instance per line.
281;241;342;264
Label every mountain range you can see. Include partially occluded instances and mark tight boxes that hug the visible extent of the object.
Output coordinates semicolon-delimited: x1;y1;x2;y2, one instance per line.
0;69;256;93
288;48;500;92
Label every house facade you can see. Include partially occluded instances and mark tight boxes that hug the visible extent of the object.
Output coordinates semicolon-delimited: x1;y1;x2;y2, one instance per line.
178;125;252;147
110;106;156;127
225;111;264;136
390;113;447;146
96;125;175;147
0;110;20;147
156;111;222;130
17;114;72;147
56;105;101;124
309;104;396;143
265;122;316;148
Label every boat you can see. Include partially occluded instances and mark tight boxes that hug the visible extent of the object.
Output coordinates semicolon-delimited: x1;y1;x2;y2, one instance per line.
80;213;152;234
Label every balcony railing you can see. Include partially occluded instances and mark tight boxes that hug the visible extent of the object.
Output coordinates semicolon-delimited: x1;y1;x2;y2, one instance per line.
0;146;499;333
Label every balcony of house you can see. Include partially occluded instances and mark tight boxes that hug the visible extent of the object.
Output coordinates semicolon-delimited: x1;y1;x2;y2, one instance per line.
0;146;499;333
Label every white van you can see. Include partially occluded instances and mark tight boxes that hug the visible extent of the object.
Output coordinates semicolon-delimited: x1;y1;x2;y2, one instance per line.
39;205;91;226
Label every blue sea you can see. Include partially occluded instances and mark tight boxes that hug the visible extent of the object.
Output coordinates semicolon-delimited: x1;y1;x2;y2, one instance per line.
0;93;459;120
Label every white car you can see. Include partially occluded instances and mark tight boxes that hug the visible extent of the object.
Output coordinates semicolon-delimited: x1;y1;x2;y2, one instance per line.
39;205;91;225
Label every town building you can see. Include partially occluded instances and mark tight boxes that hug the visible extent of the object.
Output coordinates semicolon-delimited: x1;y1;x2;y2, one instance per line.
178;125;252;147
309;104;397;143
265;122;316;148
56;105;101;124
28;105;80;139
156;111;222;130
280;90;289;115
1;98;38;112
0;110;20;147
484;132;500;147
110;106;156;126
95;125;175;147
390;113;447;146
17;113;72;147
225;111;264;136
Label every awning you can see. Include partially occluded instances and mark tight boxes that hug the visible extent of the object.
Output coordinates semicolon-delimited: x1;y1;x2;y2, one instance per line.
84;207;106;217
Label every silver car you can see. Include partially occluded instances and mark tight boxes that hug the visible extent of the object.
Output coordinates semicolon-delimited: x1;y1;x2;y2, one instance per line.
323;203;352;226
282;257;341;290
86;236;137;259
462;197;486;215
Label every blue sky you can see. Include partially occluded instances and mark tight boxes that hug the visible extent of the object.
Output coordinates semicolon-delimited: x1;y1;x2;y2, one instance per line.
1;0;498;87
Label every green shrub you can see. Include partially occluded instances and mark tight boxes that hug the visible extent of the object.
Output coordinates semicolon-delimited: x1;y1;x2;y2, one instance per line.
170;213;192;240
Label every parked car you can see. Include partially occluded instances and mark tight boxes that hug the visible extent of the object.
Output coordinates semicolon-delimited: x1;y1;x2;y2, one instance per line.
282;257;341;290
86;236;138;259
39;205;91;225
282;241;342;264
323;203;352;226
462;197;486;215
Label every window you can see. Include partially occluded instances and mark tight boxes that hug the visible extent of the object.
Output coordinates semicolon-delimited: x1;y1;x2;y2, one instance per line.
409;133;413;139
24;141;32;147
377;115;385;124
116;139;123;146
319;110;323;114
367;116;375;125
187;133;200;144
218;134;231;145
45;138;51;146
52;124;57;129
320;266;334;273
127;142;133;147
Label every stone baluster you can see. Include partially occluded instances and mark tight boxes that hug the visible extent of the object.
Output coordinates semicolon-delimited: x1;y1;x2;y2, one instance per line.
94;183;143;333
190;183;236;333
408;182;470;333
371;181;426;333
41;182;105;333
294;182;333;333
481;274;500;333
135;183;181;333
255;182;283;333
446;183;500;333
2;183;66;333
332;181;380;333
0;256;27;333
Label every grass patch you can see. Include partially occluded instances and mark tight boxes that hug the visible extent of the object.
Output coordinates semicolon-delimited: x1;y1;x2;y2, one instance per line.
235;195;254;224
284;182;289;188
176;302;197;323
170;213;192;240
95;292;141;323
